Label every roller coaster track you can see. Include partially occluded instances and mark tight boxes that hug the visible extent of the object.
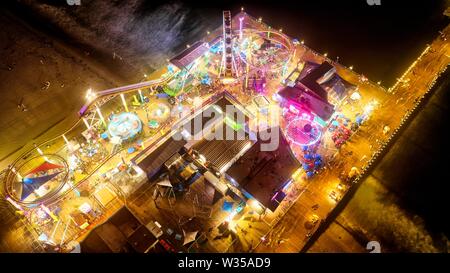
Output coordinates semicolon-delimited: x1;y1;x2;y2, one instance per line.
2;72;175;204
78;73;175;116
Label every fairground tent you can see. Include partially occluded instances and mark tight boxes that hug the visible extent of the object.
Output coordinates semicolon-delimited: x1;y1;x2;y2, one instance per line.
19;161;64;200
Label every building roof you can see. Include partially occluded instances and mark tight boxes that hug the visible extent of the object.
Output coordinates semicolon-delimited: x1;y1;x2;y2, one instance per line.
170;41;209;70
192;121;253;173
297;61;320;81
297;61;334;101
80;207;156;253
133;133;187;179
226;127;301;211
278;85;335;121
80;224;125;253
320;74;357;101
279;61;337;120
180;95;250;138
127;225;158;253
132;92;249;180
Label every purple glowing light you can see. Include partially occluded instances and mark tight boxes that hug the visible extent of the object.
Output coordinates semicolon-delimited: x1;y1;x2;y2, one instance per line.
286;115;322;147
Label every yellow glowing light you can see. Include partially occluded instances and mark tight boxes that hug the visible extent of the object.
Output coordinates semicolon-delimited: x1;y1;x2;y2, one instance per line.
225;211;237;222
85;88;96;101
11;166;22;180
120;93;129;112
62;134;69;143
63;134;72;150
41;205;59;222
193;96;203;107
388;45;430;92
291;168;302;180
249;199;262;211
228;220;237;232
349;66;353;70
324;53;328;57
221;77;237;84
82;117;90;130
6;197;23;211
96;106;106;126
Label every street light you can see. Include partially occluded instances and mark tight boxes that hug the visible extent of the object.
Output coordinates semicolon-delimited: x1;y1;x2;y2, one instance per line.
138;89;144;102
120;93;129;112
63;134;72;150
82;117;90;130
96;106;106;126
85;88;96;102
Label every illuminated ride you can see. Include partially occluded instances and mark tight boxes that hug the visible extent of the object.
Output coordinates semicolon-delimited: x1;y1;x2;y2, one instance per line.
107;112;142;141
4;154;70;207
2;59;177;211
237;29;294;72
1;12;296;233
219;10;238;83
147;102;171;121
285;114;323;147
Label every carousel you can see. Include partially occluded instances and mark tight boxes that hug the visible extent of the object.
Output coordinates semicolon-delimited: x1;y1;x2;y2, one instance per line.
4;154;70;207
107;112;143;141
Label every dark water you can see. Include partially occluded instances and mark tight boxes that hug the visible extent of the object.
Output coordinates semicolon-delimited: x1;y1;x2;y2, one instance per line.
372;69;450;242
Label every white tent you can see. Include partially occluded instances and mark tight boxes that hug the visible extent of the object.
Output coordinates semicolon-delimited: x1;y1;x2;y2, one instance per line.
157;179;173;188
182;230;199;246
67;241;81;253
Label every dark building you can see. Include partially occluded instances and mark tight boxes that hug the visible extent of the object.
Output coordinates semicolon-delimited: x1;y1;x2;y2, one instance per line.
278;85;335;121
80;207;157;253
170;41;210;70
279;61;358;121
226;127;301;211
